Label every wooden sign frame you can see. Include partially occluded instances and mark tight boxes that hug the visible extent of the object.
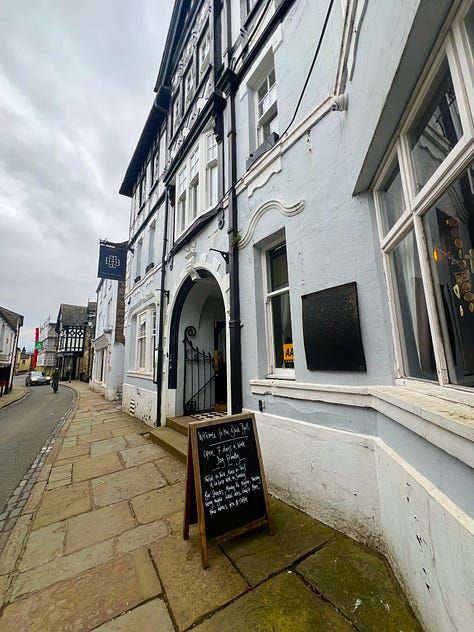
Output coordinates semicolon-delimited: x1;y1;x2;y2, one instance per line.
183;412;273;568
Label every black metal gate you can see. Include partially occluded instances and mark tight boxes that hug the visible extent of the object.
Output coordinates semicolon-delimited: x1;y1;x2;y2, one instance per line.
183;326;215;415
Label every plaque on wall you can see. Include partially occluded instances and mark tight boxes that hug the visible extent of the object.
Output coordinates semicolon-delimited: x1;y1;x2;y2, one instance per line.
302;281;367;372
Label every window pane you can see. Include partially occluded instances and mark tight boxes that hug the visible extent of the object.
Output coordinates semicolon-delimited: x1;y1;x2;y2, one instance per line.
208;163;218;206
271;292;293;369
391;232;437;380
206;133;217;161
269;244;288;291
379;161;405;233
466;4;474;57
409;59;463;193
424;163;474;385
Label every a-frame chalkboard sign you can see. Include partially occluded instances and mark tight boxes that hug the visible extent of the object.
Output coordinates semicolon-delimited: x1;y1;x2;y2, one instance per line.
183;412;273;568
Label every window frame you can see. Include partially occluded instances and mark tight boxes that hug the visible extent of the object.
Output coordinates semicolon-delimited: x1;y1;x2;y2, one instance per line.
262;238;294;379
256;66;278;145
136;313;147;371
173;130;219;239
373;2;474;395
198;24;211;80
205;131;218;208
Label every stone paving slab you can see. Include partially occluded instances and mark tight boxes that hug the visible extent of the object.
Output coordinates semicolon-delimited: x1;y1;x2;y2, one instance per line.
119;443;169;468
91;461;168;507
33;481;92;529
18;521;66;571
221;498;335;586
65;501;135;554
131;482;185;524
10;540;115;600
193;570;355;632
90;436;128;458
149;529;248;631
1;548;161;632
72;452;122;483
93;597;174;631
297;534;423;632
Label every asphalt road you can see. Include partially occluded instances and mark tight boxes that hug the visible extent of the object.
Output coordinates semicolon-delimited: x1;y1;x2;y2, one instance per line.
0;377;74;513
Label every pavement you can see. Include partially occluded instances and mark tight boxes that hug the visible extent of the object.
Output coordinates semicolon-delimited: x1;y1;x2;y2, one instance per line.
0;385;27;410
0;382;423;631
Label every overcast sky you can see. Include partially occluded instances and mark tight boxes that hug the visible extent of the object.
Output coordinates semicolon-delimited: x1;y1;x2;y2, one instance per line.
0;0;174;351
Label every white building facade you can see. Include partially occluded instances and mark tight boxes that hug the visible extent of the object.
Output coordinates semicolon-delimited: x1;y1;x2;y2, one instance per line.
91;278;125;401
121;2;474;630
0;306;23;392
36;318;58;373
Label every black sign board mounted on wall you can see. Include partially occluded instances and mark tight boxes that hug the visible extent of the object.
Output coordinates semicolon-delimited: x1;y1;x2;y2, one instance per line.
302;281;367;372
183;413;273;568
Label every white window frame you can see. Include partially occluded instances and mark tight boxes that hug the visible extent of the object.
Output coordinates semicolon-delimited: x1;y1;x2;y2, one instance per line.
373;1;474;399
174;130;218;238
135;239;143;282
148;221;156;269
136;313;148;371
206;131;218;207
153;150;160;183
184;63;195;107
262;239;294;379
151;309;157;376
172;93;181;135
198;26;211;80
256;66;278;145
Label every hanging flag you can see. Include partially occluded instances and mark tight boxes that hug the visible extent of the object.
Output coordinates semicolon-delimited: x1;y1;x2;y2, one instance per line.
97;242;127;281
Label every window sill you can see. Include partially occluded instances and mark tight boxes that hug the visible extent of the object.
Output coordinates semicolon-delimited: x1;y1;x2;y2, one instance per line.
249;378;474;468
126;370;154;380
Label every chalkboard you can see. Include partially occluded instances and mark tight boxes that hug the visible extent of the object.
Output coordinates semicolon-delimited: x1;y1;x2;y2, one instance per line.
183;413;273;567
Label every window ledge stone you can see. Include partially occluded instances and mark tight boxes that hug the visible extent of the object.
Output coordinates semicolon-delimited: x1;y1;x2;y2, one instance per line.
249;379;474;467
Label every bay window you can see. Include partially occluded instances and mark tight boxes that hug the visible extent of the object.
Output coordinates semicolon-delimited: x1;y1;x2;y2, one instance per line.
374;1;474;390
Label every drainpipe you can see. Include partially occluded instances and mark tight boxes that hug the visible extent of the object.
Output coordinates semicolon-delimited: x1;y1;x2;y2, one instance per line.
225;3;242;415
155;190;170;426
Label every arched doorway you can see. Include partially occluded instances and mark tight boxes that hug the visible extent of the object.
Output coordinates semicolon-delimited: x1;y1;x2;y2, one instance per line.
168;271;227;417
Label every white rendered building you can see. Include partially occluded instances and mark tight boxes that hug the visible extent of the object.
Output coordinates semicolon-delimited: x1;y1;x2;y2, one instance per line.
91;277;125;401
120;3;474;629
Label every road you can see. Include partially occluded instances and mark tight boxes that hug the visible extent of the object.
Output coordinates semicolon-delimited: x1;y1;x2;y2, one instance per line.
0;377;74;513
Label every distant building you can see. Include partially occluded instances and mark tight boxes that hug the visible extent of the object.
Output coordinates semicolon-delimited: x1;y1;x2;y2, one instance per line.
0;305;23;392
16;347;32;374
36;318;58;374
55;302;96;381
91;278;125;400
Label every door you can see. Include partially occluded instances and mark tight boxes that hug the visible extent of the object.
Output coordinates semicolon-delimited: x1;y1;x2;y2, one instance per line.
214;321;226;410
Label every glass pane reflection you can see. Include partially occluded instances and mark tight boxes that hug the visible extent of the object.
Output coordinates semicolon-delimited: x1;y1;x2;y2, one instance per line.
391;233;437;380
409;60;463;193
380;161;405;233
424;163;474;385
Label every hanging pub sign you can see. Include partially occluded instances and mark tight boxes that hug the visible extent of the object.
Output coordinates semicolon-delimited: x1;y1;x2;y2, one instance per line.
97;241;128;281
183;413;273;568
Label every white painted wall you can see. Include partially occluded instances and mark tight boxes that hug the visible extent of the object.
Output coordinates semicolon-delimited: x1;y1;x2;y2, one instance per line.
255;407;474;632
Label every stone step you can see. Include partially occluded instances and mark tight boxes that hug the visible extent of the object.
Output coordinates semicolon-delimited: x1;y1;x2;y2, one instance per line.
147;426;188;463
166;416;193;436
